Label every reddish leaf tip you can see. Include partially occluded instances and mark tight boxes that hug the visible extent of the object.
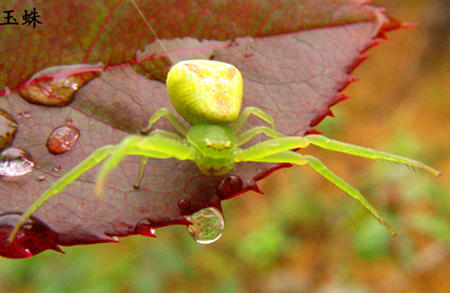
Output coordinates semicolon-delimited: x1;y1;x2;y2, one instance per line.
250;184;264;195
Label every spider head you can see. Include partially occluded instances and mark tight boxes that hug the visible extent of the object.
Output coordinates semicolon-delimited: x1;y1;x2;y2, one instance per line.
186;124;236;176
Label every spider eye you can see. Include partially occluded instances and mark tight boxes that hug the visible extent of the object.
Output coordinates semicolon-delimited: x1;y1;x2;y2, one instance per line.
204;139;232;152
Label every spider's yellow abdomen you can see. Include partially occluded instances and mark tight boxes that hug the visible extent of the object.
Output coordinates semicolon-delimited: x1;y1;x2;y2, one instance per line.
166;60;243;125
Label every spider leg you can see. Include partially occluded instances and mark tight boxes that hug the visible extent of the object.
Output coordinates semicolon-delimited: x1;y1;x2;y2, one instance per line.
8;145;115;243
235;136;310;162
243;150;397;237
9;135;195;244
95;135;195;196
235;135;441;177
236;126;285;146
149;129;184;141
141;107;188;136
230;107;277;134
135;108;188;188
133;129;184;188
305;135;442;177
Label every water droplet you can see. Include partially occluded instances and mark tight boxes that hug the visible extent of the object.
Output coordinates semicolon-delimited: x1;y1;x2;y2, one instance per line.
134;219;156;237
65;117;73;125
46;124;80;155
217;175;243;199
244;45;254;58
178;197;191;210
36;175;46;181
186;207;224;244
22;110;31;118
0;147;34;176
0;213;63;259
111;236;119;242
53;165;61;172
0;109;19;151
18;63;103;107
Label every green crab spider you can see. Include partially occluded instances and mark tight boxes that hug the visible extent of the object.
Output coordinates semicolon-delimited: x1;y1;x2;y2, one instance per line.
8;60;441;243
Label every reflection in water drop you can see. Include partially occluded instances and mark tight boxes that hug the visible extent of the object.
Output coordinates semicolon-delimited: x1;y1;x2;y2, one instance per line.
53;165;61;172
0;109;18;151
0;213;63;259
18;63;103;107
186;207;224;244
46;124;80;155
36;175;46;181
134;219;156;237
0;147;34;176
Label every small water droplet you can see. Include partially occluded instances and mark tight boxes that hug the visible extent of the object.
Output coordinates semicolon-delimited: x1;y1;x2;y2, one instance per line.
22;110;31;118
19;64;103;107
134;219;156;237
217;175;243;199
178;197;191;210
53;165;61;172
0;147;34;176
36;175;46;182
111;236;119;242
46;124;80;155
0;108;19;151
186;207;224;244
0;213;63;259
244;45;254;58
65;117;73;125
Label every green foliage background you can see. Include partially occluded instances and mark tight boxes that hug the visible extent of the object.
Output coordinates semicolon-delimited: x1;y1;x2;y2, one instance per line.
1;0;449;292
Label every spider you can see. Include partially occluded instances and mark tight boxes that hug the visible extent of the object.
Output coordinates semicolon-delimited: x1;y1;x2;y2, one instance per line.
8;59;441;243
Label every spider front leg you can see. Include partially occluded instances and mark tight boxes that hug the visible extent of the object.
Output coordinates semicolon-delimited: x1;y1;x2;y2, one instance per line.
235;135;441;236
304;135;442;177
7;145;115;243
95;135;195;196
8;135;195;243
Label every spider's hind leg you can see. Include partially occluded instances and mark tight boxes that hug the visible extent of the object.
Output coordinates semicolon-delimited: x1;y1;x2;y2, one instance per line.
141;107;188;136
230;107;277;134
236;126;285;146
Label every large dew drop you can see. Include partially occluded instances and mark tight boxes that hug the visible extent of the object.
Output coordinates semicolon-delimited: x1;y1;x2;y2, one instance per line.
0;109;18;151
46;124;80;155
18;63;103;107
0;147;34;176
186;207;224;244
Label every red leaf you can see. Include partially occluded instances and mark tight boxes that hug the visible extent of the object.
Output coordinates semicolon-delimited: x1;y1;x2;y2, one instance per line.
0;0;402;257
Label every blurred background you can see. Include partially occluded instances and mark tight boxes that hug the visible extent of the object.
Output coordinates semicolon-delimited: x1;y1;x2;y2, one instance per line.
1;0;449;292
